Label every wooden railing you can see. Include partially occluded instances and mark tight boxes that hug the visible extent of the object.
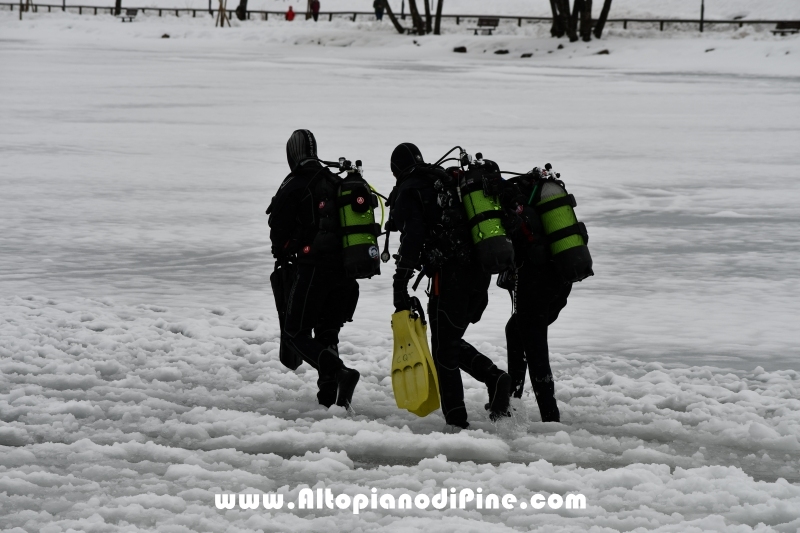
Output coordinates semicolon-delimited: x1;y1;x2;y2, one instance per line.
3;3;794;33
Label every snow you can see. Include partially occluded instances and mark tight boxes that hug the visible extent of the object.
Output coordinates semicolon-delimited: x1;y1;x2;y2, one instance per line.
2;9;800;533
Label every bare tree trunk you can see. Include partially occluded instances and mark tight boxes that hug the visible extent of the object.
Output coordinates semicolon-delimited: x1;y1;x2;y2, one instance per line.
407;0;425;34
593;0;612;38
548;0;562;37
114;0;121;16
433;0;443;34
568;0;581;42
580;0;592;41
382;0;406;33
556;0;572;39
423;0;432;33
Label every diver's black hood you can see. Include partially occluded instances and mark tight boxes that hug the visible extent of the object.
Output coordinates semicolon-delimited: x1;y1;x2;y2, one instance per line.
286;129;318;171
390;142;424;177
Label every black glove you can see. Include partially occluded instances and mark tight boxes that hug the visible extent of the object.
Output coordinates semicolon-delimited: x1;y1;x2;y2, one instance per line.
393;263;414;313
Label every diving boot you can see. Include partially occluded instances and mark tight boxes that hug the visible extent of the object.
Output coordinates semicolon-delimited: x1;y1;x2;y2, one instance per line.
317;345;342;407
317;375;337;408
334;367;360;409
533;375;560;422
487;372;511;422
540;405;560;423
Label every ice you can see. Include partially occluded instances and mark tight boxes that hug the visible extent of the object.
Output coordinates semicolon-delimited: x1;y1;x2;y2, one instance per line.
2;9;800;532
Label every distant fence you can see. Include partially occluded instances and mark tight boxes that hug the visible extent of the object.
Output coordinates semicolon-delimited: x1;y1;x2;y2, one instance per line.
3;3;795;33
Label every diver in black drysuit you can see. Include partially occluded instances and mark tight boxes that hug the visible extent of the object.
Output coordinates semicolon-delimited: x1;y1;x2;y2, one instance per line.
267;129;360;409
499;176;571;422
388;143;511;430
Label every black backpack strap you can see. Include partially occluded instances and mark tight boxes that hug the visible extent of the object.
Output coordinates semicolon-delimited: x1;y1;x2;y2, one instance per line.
546;222;588;244
339;223;382;237
467;211;504;228
535;194;577;215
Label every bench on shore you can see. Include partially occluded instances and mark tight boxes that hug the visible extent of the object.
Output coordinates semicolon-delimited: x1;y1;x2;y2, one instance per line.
119;8;137;22
772;21;800;35
470;17;499;35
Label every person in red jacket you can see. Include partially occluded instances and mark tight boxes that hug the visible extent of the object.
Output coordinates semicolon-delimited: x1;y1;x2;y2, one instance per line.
286;6;295;20
310;0;320;21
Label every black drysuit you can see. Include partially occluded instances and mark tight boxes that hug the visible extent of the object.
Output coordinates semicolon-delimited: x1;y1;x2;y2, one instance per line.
268;161;359;406
390;170;507;428
502;180;571;422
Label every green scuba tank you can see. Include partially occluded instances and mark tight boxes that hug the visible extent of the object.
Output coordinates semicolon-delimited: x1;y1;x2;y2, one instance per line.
338;160;381;279
533;165;593;282
458;155;515;274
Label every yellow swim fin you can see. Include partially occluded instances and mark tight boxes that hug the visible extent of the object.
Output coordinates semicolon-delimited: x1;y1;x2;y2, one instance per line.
391;297;440;417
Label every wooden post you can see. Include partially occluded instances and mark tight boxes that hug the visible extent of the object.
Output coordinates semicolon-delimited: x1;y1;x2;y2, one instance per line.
215;0;230;27
700;0;704;32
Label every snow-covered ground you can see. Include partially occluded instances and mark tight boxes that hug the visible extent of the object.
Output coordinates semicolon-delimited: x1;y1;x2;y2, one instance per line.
1;11;800;533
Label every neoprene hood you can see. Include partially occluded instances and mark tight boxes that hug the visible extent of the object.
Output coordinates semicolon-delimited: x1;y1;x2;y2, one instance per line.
390;143;424;177
286;129;318;171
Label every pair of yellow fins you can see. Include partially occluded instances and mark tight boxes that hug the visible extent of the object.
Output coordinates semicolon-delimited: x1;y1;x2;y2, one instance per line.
391;297;440;417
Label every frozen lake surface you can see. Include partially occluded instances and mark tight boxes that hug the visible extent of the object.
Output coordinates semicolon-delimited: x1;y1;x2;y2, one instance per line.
1;11;799;532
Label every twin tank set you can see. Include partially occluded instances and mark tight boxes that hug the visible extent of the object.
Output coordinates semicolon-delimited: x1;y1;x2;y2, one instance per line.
441;150;593;283
333;151;593;284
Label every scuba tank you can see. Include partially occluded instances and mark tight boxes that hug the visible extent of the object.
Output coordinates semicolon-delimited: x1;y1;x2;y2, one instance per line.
532;164;593;282
458;151;515;274
381;149;514;274
337;159;382;279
